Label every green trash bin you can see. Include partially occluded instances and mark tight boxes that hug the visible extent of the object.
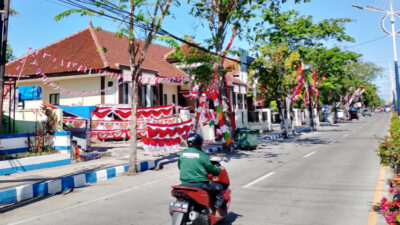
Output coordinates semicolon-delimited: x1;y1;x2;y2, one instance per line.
237;129;259;150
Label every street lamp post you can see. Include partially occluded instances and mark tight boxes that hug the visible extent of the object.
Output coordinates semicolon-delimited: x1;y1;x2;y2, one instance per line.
352;0;400;115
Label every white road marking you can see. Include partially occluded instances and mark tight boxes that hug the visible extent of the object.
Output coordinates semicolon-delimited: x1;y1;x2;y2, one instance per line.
7;174;179;225
343;133;350;137
329;140;337;144
303;151;316;158
242;172;275;189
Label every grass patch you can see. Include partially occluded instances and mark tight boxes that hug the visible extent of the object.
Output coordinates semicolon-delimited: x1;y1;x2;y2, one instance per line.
0;149;58;161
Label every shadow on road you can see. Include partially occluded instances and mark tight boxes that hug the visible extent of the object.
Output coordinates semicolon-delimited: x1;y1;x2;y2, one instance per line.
219;212;242;224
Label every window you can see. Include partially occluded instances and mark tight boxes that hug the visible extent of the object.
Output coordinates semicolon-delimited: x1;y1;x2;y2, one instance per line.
122;83;129;104
141;86;147;107
163;94;167;105
172;94;176;104
49;93;60;105
152;86;157;106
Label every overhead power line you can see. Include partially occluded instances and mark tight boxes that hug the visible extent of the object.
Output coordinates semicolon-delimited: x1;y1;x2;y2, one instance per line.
347;35;389;48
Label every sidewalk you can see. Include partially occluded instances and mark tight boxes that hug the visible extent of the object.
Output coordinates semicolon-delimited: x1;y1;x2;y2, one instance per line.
0;141;223;207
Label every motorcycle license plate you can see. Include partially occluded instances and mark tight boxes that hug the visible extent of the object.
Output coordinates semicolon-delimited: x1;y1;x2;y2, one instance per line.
169;201;189;213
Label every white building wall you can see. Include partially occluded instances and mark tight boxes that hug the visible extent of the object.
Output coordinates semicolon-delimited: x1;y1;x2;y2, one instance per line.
17;74;119;108
163;84;178;105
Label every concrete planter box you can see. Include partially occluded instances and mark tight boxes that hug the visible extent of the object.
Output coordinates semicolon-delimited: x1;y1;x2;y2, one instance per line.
51;131;71;153
0;153;71;176
0;133;33;155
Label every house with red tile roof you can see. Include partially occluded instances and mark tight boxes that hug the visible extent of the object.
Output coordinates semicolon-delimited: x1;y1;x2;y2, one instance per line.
5;22;191;109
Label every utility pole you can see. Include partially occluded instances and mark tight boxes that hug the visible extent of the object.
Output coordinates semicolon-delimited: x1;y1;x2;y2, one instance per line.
0;0;9;138
352;0;400;116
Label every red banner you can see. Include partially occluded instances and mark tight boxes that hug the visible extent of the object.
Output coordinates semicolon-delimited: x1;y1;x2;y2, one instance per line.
291;63;305;103
137;104;174;119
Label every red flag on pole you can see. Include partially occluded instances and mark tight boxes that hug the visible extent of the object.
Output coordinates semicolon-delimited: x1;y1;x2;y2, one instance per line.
291;63;305;103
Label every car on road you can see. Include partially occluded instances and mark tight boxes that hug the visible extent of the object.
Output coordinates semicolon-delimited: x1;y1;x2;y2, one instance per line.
362;109;372;117
349;108;359;120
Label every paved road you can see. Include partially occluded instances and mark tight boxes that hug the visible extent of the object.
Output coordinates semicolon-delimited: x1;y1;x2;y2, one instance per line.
0;113;391;225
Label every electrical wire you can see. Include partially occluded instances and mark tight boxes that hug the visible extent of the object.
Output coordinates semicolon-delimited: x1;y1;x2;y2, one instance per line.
347;35;389;48
53;0;247;65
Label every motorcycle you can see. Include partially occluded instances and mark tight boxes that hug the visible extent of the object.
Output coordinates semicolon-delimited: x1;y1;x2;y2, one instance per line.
169;160;231;225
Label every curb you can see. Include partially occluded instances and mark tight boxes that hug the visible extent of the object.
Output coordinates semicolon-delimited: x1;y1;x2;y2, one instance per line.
0;145;223;207
260;127;311;141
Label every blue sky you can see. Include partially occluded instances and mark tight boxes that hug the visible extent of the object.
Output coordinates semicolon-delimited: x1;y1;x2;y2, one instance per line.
8;0;400;101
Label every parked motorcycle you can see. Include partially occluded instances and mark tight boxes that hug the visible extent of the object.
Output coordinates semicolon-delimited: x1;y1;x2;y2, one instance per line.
169;160;231;225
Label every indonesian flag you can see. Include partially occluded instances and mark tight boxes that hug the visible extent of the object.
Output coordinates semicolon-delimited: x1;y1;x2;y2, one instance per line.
310;70;318;97
356;87;365;98
347;87;361;106
291;63;305;103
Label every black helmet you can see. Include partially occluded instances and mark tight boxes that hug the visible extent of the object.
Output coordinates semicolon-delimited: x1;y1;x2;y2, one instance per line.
187;133;203;150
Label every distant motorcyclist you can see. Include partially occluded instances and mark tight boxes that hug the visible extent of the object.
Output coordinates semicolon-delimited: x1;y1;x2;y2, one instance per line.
178;133;224;216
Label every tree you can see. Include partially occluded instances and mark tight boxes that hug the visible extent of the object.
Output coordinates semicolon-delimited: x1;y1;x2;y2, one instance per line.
249;42;300;135
6;44;14;62
304;46;360;105
187;0;309;145
249;7;354;131
55;0;175;174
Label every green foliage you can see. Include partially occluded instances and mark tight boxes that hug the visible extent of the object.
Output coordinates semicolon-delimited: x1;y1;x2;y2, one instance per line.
252;8;354;50
0;149;57;161
250;7;355;107
249;42;300;102
6;44;15;62
269;101;278;112
376;114;400;169
363;84;382;108
54;9;95;21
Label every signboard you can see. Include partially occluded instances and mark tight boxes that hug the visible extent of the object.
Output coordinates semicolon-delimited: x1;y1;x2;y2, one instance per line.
234;85;239;93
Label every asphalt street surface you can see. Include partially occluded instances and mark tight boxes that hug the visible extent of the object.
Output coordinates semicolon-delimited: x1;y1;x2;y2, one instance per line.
0;113;391;225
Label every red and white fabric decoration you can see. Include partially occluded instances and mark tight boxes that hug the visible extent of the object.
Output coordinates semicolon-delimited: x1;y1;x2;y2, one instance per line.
91;120;130;131
137;116;177;137
177;106;193;111
142;119;193;152
138;75;189;85
137;104;174;119
92;106;132;120
91;129;131;141
182;91;198;99
63;117;87;128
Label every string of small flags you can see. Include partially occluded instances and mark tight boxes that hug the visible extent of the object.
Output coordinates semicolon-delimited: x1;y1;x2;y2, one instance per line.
17;49;190;84
36;67;123;97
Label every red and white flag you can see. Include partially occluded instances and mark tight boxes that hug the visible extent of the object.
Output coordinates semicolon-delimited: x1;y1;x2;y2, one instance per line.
291;63;305;103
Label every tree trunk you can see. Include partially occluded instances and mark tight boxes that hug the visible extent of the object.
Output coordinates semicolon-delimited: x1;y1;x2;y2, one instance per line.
276;98;288;138
127;71;139;174
306;82;315;131
126;0;172;174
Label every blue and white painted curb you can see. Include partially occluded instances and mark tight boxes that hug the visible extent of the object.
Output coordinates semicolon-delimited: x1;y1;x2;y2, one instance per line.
0;145;223;207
